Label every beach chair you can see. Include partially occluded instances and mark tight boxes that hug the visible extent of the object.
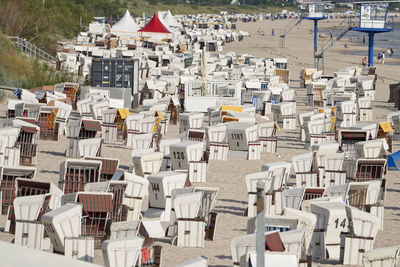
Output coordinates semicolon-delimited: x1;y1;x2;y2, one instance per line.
138;117;156;134
122;172;148;222
51;100;72;136
128;133;154;151
336;100;357;128
273;102;296;129
324;184;349;202
194;186;218;241
340;205;380;265
78;138;102;158
306;119;325;147
101;109;118;142
353;158;386;182
363;246;400;267
244;171;270;217
37;106;59;141
0;166;36;214
125;114;145;145
0;127;20;164
351;122;378;140
54;82;79;107
345;205;380;239
292;152;318;188
85;180;128;222
15;178;63;210
89;100;109;121
14;194;51;250
172;192;204;247
158;138;181;171
338;129;368;160
358;97;373;121
279;228;307;261
66;119;102;158
145;171;188;222
59;159;102;194
307;83;326;107
15;122;40;166
85;157;119;181
258;121;278;153
283;208;317;255
262;161;292;189
170;141;205;171
226;123;258;151
179;113;204;133
41;203;82;253
63;236;94;262
102;237;144;267
131;151;163;178
298;112;315;142
174;256;208;267
77;98;93;119
110;220;141;240
354;140;383;159
323;153;346;187
310;201;348;260
65;192;114;247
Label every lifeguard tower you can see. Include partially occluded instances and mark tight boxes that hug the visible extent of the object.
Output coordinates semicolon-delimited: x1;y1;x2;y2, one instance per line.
304;2;328;67
351;1;395;67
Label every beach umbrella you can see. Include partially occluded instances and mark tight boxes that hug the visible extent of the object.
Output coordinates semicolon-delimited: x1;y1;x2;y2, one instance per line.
201;46;209;96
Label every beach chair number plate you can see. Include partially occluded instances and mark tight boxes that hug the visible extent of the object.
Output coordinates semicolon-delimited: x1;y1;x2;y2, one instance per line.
334;218;347;229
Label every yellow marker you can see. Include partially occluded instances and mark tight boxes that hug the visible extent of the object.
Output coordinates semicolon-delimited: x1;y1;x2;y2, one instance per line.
155;110;165;121
330;117;336;131
275;122;281;131
153;118;160;133
118;109;130;119
222;116;239;123
221;106;243;112
379;122;393;133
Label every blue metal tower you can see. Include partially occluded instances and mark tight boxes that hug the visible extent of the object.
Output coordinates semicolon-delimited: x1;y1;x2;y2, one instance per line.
304;3;328;67
351;1;395;67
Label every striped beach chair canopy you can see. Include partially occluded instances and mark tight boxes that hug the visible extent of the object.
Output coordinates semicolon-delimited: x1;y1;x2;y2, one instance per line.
77;192;113;213
82;120;102;132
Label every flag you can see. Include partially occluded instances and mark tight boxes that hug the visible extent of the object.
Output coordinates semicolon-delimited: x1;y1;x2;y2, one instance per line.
110;17;112;28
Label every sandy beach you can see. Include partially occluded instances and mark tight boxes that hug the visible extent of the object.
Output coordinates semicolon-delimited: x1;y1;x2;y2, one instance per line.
1;18;400;267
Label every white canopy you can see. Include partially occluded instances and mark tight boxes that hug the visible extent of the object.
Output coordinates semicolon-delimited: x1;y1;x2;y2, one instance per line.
163;10;180;28
111;10;140;37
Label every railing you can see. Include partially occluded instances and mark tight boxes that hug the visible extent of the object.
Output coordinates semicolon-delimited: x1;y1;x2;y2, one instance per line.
279;17;304;48
7;36;57;64
314;18;353;70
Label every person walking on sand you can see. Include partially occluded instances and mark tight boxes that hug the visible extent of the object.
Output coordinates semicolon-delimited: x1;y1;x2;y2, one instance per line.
362;56;367;67
382;51;385;64
271;28;275;37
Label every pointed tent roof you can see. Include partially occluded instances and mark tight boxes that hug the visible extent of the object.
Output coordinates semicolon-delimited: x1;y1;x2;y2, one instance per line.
163;10;180;28
111;10;139;36
138;13;172;34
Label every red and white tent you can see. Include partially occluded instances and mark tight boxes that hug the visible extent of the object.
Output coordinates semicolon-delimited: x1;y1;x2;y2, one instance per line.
138;13;174;40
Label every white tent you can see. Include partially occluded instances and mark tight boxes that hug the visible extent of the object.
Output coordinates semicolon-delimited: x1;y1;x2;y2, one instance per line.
111;10;140;38
163;10;181;28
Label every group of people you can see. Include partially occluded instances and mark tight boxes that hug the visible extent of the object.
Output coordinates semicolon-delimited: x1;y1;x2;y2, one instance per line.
377;48;394;64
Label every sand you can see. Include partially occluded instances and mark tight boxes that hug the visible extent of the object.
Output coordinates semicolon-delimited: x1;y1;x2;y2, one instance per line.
0;18;399;267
